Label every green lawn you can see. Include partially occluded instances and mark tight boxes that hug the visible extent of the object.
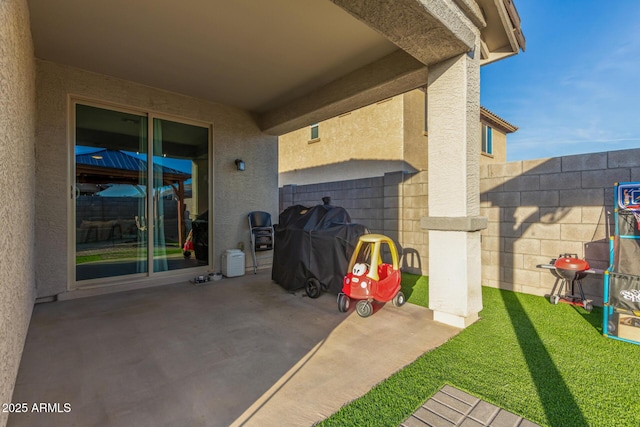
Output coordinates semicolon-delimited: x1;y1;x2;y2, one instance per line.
320;274;640;427
399;273;429;307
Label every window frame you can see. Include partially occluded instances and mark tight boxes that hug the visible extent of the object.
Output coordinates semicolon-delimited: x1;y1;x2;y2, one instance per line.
68;96;213;289
481;123;493;156
309;123;319;142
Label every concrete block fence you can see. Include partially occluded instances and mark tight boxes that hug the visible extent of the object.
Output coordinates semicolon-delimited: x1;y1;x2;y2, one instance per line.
279;147;640;304
480;148;640;304
279;170;429;275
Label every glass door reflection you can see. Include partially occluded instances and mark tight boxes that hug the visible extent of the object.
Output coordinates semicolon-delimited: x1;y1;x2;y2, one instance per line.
152;117;209;272
75;104;209;282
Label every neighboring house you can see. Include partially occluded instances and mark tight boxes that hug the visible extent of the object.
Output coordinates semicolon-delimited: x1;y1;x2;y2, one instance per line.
1;0;524;418
279;90;518;187
480;106;518;163
278;91;517;281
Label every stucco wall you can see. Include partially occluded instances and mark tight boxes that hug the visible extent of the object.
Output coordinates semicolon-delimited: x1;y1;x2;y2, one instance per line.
278;88;510;188
0;0;36;424
480;125;507;165
278;96;406;186
402;89;429;171
35;60;278;298
480;149;640;304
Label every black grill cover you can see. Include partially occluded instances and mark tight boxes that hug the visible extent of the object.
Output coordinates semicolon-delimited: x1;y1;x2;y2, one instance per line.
272;204;369;294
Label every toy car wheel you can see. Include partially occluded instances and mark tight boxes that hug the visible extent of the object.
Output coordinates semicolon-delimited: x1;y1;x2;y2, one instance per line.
305;278;322;299
584;301;593;312
337;293;350;312
356;300;373;318
550;295;559;305
392;291;406;307
183;250;191;259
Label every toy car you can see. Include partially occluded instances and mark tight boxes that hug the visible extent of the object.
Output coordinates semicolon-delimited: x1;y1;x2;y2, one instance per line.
338;234;405;317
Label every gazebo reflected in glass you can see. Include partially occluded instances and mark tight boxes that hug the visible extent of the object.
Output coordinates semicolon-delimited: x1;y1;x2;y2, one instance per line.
75;103;209;281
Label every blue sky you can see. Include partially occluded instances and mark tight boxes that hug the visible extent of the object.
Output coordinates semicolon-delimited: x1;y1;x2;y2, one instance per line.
480;1;640;161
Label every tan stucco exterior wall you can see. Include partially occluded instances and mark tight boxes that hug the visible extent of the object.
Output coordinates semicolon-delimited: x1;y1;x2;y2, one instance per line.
279;89;510;186
402;89;429;171
278;96;406;186
480;120;507;165
0;0;36;424
35;61;278;298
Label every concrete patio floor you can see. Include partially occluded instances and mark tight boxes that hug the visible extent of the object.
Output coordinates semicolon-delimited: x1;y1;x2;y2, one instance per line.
9;270;460;427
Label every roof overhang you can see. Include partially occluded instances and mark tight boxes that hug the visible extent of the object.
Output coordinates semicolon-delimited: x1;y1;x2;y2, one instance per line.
28;0;524;135
480;106;518;133
474;0;526;65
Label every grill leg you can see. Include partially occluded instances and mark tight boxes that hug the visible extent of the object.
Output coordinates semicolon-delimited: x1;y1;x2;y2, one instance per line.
549;278;565;304
550;277;561;297
557;279;567;298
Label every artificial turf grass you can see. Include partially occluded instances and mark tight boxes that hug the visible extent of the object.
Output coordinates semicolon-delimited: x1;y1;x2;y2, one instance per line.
319;283;640;427
400;273;428;307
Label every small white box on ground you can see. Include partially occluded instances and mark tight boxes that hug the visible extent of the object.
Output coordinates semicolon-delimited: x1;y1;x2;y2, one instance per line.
222;249;245;277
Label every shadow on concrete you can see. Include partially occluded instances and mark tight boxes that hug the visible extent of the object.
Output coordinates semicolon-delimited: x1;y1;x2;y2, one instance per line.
9;271;456;427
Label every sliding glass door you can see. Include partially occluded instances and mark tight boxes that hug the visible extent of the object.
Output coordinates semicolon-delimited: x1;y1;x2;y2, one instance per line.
74;102;210;282
151;117;210;273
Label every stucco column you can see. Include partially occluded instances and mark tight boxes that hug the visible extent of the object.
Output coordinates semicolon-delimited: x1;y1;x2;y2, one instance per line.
423;42;485;328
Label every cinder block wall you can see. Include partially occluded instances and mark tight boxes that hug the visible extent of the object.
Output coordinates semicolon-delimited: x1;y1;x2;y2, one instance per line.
280;177;386;233
279;170;429;275
279;147;638;304
480;148;640;304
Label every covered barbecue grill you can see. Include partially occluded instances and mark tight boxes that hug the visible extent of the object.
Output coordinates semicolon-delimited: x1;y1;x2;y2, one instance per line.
272;202;369;297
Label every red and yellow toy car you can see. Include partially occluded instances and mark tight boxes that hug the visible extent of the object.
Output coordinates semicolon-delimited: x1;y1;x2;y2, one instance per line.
338;234;405;317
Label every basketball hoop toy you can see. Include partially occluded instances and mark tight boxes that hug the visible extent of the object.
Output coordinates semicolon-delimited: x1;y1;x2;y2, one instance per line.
617;184;640;231
604;182;640;346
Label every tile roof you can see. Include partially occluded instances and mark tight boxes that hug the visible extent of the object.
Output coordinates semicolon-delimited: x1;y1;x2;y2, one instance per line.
76;149;189;177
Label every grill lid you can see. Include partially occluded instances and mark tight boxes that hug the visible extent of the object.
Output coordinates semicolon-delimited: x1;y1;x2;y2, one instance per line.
553;257;589;272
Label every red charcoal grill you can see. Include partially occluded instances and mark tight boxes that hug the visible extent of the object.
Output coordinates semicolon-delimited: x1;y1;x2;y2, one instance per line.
548;253;593;311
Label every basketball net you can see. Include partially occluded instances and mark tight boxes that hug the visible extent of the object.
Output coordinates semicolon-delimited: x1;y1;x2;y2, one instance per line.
633;211;640;231
624;207;640;231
